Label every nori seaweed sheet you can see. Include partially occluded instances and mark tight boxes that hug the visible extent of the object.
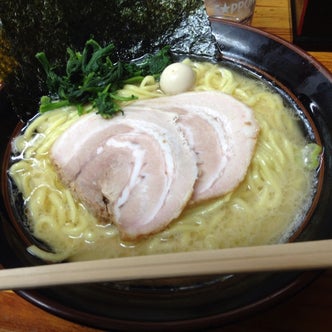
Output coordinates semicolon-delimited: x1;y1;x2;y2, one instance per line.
0;0;218;120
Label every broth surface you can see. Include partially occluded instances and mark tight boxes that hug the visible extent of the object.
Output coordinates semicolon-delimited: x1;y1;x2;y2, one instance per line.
9;60;319;262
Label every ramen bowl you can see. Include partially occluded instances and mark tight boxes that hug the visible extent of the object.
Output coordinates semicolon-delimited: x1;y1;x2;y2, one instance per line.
1;20;332;331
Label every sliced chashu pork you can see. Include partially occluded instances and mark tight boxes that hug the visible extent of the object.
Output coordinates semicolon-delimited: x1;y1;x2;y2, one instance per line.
127;91;259;202
51;91;259;240
51;112;133;183
51;108;198;240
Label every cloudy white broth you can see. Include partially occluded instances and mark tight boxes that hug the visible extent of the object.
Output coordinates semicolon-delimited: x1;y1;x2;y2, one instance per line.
8;59;321;262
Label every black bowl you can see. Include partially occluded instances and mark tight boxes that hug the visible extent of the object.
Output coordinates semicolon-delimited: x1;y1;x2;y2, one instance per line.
1;20;332;331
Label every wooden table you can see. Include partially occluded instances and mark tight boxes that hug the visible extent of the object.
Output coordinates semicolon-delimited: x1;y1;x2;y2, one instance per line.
1;1;332;331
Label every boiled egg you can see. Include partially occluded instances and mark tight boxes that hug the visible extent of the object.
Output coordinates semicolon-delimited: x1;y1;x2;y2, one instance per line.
160;62;196;95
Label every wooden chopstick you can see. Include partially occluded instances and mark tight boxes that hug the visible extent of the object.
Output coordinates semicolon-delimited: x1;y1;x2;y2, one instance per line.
1;239;332;290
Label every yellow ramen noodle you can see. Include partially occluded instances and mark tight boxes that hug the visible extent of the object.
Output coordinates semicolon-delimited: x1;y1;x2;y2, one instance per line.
9;60;317;262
